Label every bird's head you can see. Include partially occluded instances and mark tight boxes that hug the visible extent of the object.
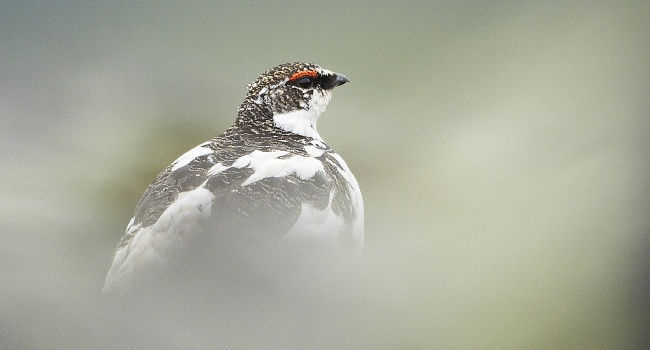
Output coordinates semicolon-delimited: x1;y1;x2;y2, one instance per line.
237;62;349;139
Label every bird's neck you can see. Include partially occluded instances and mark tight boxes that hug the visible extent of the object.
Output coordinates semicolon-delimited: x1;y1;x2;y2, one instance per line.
271;108;323;141
235;98;324;141
235;98;274;127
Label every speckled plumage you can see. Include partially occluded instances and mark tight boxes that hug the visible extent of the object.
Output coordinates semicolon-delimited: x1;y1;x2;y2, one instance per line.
104;62;362;295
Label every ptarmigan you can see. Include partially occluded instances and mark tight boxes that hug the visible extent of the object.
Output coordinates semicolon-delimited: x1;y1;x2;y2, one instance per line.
103;62;363;295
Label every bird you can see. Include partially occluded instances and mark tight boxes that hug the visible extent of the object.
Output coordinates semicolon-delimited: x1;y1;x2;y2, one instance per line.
102;62;363;295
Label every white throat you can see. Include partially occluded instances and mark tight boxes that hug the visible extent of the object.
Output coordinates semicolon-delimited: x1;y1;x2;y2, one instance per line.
273;90;332;141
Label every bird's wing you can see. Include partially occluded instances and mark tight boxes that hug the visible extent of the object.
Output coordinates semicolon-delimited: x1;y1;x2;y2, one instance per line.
102;137;338;294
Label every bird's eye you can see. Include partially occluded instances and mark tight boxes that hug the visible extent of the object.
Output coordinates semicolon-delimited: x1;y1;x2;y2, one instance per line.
296;77;313;89
288;70;319;89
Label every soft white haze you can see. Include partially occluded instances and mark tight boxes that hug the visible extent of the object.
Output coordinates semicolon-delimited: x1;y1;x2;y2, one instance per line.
1;1;648;348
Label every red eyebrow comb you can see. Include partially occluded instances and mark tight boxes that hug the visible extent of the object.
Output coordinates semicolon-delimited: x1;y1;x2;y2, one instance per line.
289;70;318;81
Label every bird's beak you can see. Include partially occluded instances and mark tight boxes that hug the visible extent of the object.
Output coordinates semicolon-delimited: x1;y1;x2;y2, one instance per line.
321;72;350;89
334;74;350;87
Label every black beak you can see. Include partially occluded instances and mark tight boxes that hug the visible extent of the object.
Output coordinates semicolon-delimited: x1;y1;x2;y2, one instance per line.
320;73;350;89
334;74;350;87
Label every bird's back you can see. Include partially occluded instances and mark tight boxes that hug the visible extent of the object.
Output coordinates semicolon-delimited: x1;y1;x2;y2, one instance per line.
103;126;363;295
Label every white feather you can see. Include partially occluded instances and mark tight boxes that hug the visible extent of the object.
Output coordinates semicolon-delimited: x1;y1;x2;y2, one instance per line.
304;145;325;157
232;150;324;186
282;190;344;248
272;89;332;140
207;163;229;176
102;181;214;294
328;153;364;248
170;143;213;171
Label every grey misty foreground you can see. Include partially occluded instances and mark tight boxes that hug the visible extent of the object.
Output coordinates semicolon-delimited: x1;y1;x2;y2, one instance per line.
3;2;645;348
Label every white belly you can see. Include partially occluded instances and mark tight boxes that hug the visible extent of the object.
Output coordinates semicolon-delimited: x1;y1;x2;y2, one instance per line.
283;153;364;251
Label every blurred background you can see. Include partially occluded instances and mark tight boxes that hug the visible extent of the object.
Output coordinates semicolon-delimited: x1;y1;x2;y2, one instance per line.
1;1;648;348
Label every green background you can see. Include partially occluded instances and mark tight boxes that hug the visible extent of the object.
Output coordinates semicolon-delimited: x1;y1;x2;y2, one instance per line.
1;1;648;348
